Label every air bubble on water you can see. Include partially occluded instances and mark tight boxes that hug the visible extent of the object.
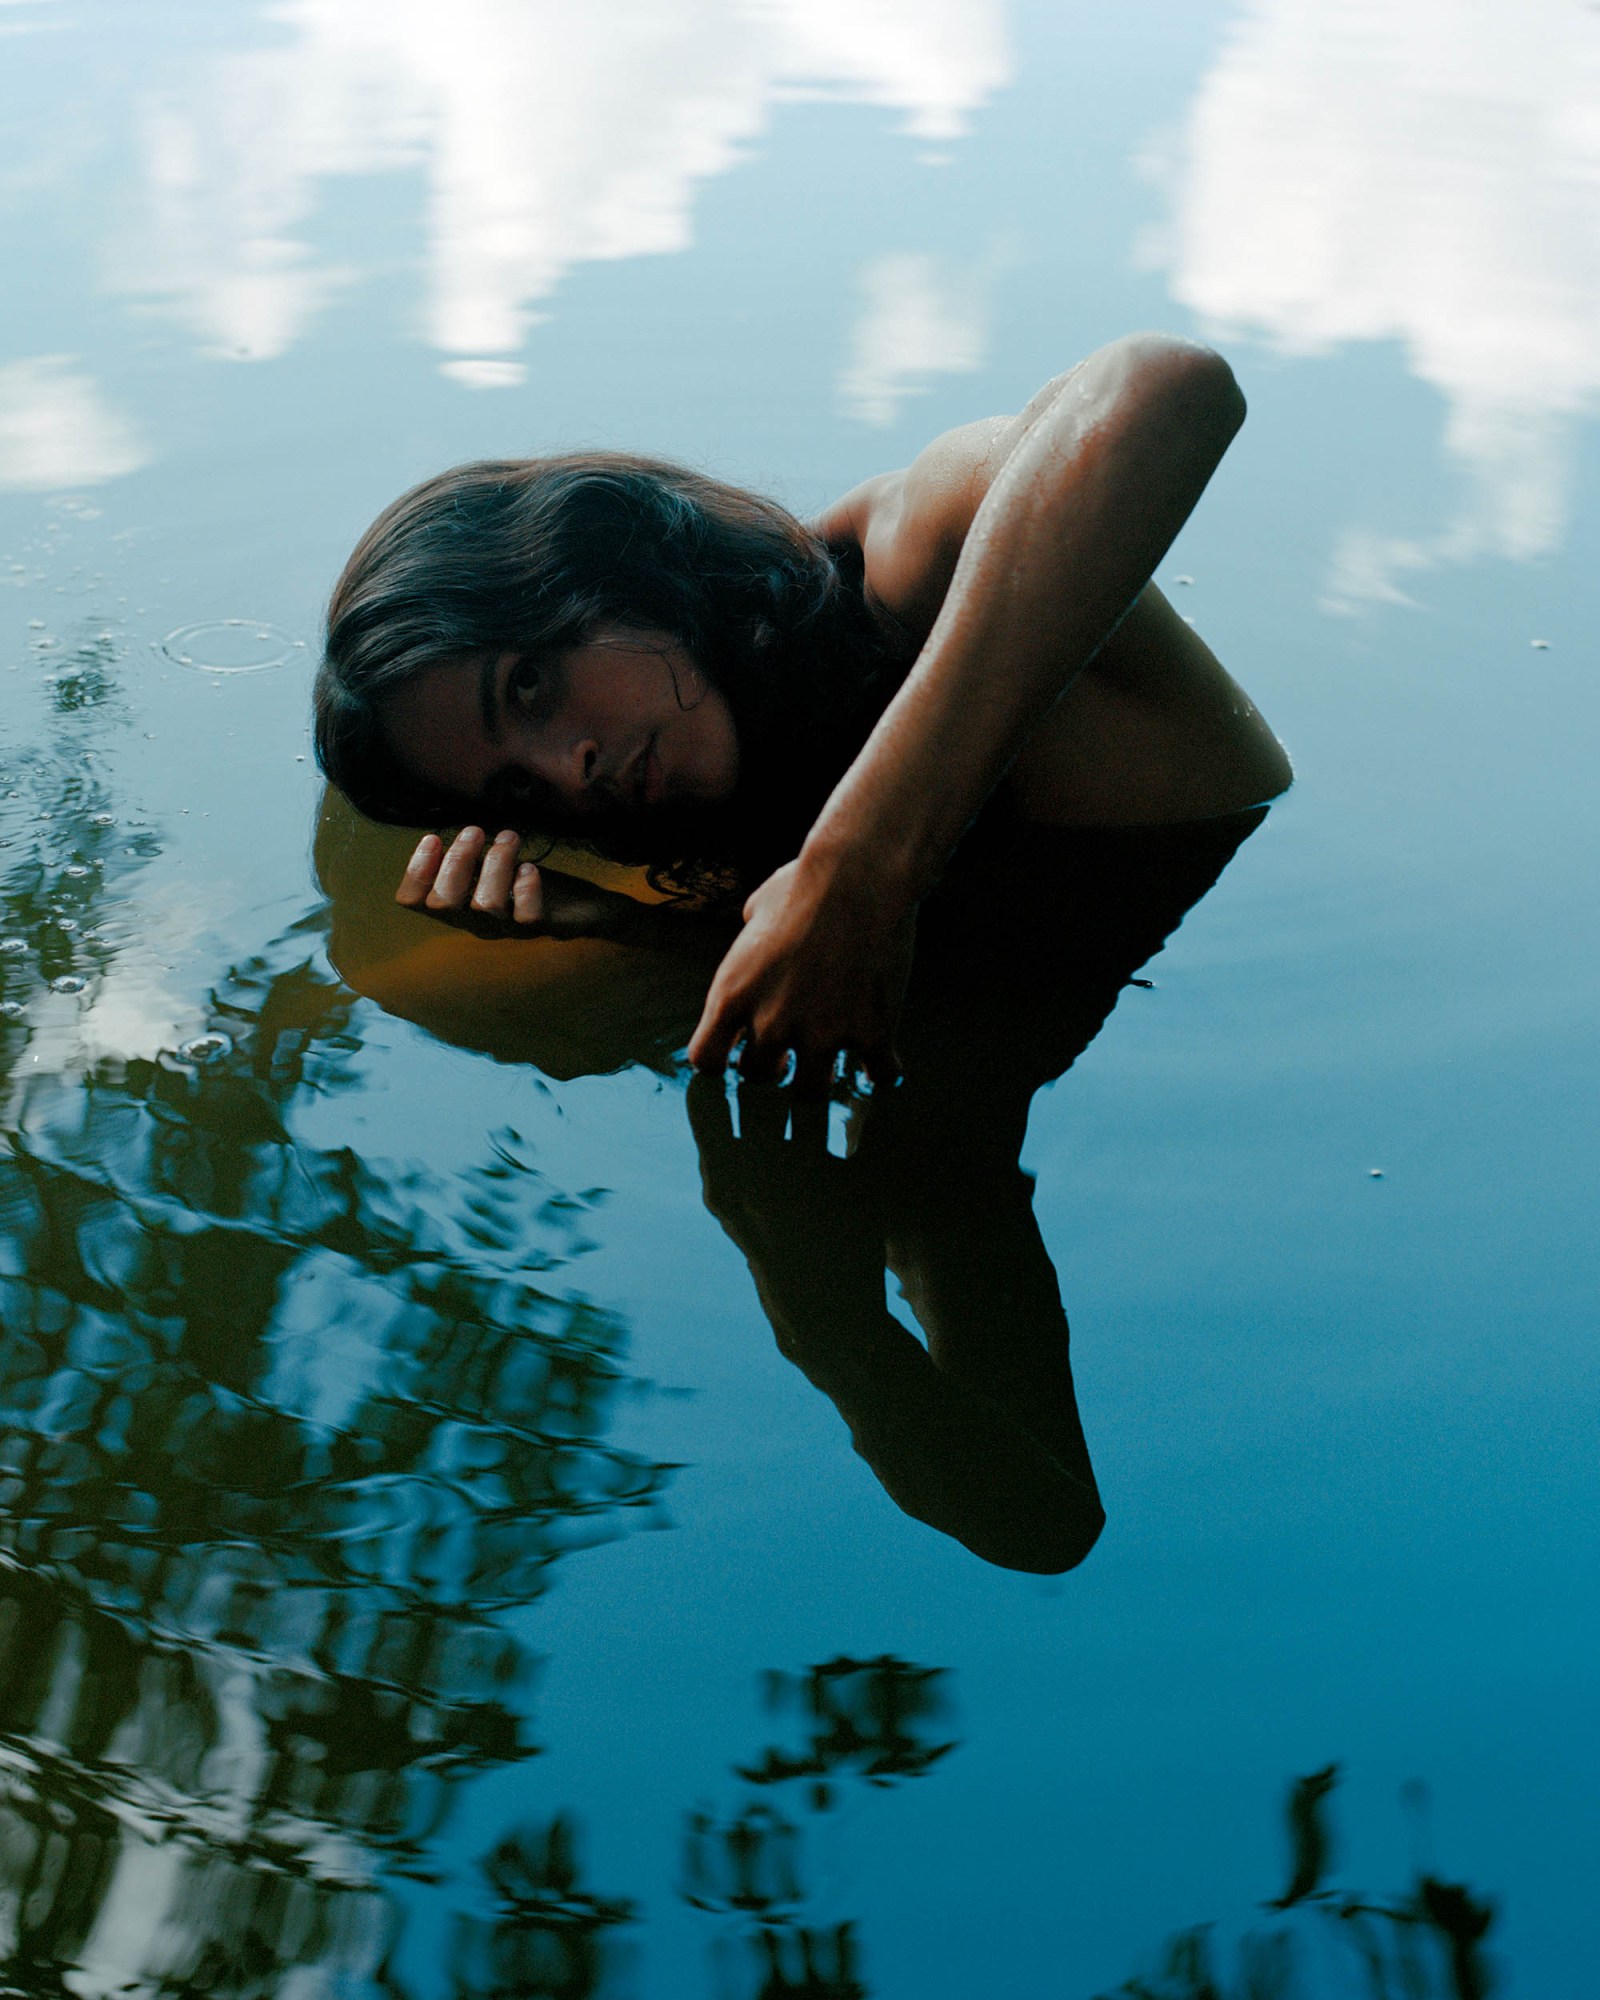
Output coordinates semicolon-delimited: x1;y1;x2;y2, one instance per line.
28;618;44;630
0;1001;25;1020
178;1032;232;1064
0;938;27;956
49;975;87;996
1530;638;1550;650
56;918;78;932
1175;574;1195;586
90;812;115;825
65;864;90;878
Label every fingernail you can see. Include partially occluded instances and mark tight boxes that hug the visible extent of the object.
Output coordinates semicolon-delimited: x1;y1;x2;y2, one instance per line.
516;863;535;880
496;829;519;846
409;835;435;866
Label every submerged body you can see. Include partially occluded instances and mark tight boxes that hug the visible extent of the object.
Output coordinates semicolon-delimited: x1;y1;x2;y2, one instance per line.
324;333;1292;1084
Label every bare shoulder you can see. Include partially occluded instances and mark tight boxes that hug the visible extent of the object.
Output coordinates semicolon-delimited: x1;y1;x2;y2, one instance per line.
810;373;1089;638
808;420;1001;638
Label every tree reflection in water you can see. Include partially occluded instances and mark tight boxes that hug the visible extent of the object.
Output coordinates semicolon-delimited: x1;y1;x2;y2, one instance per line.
0;739;1510;1995
684;1657;955;2000
0;736;669;1992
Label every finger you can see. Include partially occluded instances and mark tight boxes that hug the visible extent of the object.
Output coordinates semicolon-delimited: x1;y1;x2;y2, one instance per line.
426;826;485;909
735;1034;788;1087
687;991;743;1073
858;1042;903;1091
788;1045;836;1104
786;1086;830;1151
511;862;545;926
735;1075;787;1144
470;829;521;914
395;833;443;908
685;1071;735;1154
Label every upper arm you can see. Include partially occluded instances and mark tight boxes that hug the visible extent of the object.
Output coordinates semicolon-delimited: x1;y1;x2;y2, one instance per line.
814;337;1241;642
813;366;1090;636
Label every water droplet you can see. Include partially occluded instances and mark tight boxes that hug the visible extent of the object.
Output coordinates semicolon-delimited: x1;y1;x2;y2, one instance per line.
1369;1167;1384;1179
49;975;87;995
0;938;27;956
90;812;115;825
55;917;77;932
27;618;44;630
178;1032;232;1064
1530;638;1550;650
1175;574;1195;586
64;864;89;878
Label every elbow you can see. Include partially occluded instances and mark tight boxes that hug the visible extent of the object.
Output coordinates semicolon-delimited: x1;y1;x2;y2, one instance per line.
1027;1497;1106;1575
965;1493;1107;1576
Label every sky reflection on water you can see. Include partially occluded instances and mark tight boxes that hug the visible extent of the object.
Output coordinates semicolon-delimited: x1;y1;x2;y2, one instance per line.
0;1;1597;1994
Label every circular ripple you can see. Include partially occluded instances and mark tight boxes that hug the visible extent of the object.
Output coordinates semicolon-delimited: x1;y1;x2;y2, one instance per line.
158;619;301;675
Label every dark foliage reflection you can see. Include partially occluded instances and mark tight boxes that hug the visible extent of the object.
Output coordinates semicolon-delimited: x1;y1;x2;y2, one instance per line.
0;745;670;1992
685;1656;956;2000
1096;1765;1499;2000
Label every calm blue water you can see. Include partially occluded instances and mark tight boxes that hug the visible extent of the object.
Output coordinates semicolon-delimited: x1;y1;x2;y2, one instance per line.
1;3;1597;1995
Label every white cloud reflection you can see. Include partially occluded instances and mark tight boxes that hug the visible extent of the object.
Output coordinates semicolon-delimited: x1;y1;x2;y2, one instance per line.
838;251;991;426
113;0;1010;379
0;357;147;491
1156;0;1600;607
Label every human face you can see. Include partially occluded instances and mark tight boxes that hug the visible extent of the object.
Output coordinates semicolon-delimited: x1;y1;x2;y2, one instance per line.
379;627;740;827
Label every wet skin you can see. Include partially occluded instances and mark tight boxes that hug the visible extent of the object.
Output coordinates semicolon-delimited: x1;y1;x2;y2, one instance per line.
385;333;1294;1084
387;629;740;928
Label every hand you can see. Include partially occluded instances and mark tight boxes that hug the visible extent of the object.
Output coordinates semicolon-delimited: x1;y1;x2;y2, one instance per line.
395;827;636;939
686;854;916;1094
687;1074;886;1337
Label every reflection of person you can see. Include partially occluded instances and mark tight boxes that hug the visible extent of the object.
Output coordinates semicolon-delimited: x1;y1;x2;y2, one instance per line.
689;811;1264;1572
314;334;1291;1086
317;769;1264;1573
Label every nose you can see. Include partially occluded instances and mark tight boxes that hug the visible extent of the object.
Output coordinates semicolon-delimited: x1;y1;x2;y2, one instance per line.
531;733;601;806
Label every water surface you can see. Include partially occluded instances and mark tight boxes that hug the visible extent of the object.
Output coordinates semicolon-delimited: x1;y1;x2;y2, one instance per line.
1;2;1597;1994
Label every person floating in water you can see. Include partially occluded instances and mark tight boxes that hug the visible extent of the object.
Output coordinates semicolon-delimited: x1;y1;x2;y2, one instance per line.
313;332;1292;1086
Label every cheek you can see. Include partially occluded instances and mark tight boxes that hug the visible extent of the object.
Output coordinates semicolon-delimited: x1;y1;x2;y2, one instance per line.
693;693;740;795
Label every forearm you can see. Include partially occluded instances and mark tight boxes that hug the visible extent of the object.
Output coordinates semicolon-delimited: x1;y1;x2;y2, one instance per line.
805;334;1246;905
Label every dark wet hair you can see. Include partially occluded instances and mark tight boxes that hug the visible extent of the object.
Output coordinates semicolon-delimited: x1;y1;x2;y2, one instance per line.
314;452;904;895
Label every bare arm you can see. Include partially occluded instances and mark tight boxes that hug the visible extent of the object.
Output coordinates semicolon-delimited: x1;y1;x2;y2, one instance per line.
689;332;1254;1087
810;334;1246;892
